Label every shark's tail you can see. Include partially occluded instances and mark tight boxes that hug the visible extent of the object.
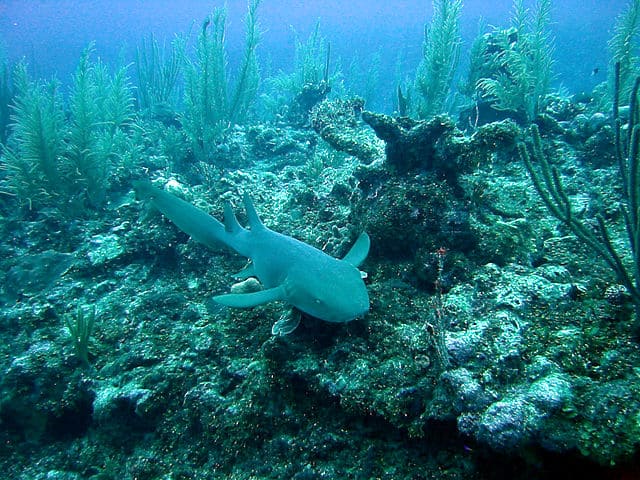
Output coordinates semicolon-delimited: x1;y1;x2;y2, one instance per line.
133;181;248;254
132;180;159;202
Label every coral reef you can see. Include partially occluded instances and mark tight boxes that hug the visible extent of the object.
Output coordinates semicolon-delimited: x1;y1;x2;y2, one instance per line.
311;98;382;164
1;1;640;479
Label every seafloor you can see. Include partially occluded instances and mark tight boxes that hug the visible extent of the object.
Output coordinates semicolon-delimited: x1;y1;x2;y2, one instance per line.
0;32;640;480
2;86;640;479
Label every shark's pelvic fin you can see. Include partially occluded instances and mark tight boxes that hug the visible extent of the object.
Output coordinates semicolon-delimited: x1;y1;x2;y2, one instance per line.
342;232;370;268
271;309;302;336
233;262;256;280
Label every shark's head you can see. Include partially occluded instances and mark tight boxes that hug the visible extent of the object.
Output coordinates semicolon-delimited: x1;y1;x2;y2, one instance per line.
286;260;369;323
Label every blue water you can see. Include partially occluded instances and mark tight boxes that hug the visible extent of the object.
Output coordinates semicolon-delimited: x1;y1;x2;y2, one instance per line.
0;0;626;103
2;1;639;477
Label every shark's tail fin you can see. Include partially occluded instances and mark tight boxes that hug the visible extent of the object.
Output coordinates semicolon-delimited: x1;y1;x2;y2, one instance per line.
133;181;248;254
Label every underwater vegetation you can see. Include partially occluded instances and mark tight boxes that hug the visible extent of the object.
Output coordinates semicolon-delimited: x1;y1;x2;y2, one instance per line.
470;0;554;122
2;45;136;215
519;64;640;334
413;0;463;119
183;0;261;161
0;49;11;145
610;0;640;103
3;0;640;478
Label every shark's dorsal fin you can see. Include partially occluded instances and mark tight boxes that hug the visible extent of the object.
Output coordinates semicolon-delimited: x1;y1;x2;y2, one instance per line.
243;194;264;231
213;285;285;308
342;232;370;268
223;201;243;234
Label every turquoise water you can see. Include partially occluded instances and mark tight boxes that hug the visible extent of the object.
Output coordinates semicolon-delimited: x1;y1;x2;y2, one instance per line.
0;1;639;478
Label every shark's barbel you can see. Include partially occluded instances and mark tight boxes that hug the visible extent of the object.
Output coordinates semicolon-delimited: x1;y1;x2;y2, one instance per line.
133;181;370;334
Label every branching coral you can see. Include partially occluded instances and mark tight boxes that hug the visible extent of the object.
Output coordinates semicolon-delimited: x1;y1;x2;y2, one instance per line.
183;0;261;161
470;0;554;122
2;46;134;215
136;33;185;112
609;0;640;104
2;62;66;210
65;306;96;368
67;45;134;207
260;21;333;125
0;49;12;145
414;0;463;119
519;64;640;333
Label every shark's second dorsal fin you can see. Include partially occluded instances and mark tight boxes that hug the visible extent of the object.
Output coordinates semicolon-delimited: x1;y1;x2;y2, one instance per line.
342;232;370;268
243;194;265;231
223;201;243;234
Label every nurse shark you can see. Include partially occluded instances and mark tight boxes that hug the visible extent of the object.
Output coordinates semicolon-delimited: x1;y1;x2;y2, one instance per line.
134;182;370;335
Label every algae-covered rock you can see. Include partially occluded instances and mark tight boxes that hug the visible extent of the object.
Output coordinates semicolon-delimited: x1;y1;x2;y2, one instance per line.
3;250;75;301
87;233;125;266
0;340;94;442
352;168;476;261
361;111;463;174
310;98;383;163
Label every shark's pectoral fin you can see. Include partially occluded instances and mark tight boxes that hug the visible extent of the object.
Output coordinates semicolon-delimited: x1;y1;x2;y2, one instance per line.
271;309;302;336
342;232;370;267
213;285;285;308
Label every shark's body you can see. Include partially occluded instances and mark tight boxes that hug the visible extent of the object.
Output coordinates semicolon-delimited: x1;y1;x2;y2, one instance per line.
134;182;370;334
